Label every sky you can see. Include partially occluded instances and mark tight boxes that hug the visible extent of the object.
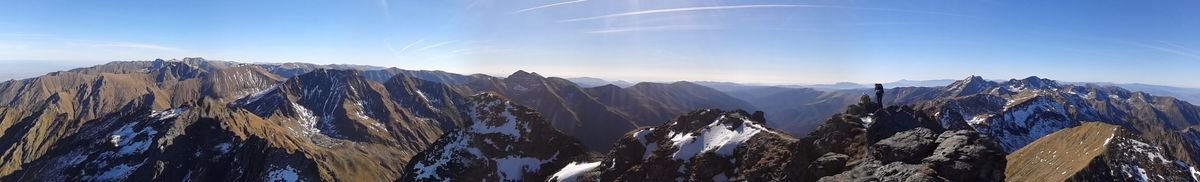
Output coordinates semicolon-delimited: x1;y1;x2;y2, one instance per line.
1;0;1198;87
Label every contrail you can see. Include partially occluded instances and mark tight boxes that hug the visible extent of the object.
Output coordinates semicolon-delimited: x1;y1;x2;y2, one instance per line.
512;0;586;14
417;40;455;51
586;25;722;34
1134;42;1200;60
396;39;424;54
560;5;827;22
559;4;971;22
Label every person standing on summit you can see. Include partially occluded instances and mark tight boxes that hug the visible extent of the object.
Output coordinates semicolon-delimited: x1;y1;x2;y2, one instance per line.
874;84;884;108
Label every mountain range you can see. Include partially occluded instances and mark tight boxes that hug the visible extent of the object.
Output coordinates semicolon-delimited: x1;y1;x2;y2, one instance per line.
0;58;1197;181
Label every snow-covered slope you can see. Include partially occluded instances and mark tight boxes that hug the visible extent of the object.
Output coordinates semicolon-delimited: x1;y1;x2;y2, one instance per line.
914;76;1200;153
555;109;819;181
973;96;1083;152
1007;123;1197;181
402;93;587;181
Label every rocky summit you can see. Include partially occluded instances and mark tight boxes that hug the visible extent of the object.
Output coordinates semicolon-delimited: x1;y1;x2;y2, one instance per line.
545;98;1007;181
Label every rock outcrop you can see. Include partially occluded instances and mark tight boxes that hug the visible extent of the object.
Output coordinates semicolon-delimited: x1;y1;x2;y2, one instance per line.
820;105;1007;182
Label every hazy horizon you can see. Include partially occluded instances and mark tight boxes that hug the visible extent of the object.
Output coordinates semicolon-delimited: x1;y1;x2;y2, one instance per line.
2;0;1199;87
2;58;1197;90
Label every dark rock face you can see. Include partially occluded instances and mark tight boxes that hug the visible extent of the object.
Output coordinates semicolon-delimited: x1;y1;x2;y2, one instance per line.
822;129;1005;182
545;97;1007;181
871;128;937;164
934;110;973;130
819;106;1006;182
809;153;851;176
866;106;944;144
924;130;1006;181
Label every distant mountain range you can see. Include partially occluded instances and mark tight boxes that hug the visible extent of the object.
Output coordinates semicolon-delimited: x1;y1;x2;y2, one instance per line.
0;58;1198;181
572;76;1200;104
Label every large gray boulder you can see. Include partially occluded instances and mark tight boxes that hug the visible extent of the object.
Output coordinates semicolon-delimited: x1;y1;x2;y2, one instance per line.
870;128;937;163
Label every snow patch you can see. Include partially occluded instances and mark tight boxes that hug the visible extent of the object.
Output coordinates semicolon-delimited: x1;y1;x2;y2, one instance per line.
214;143;233;153
149;108;186;120
470;116;521;136
91;164;140;181
549;161;601;182
861;116;875;127
467;101;526;137
1190;166;1200;182
643;143;659;160
494;156;552;180
1134;166;1149;182
291;103;321;136
968;115;990;126
633;128;655;145
266;166;300;182
240;84;278;104
667;115;765;160
110;119;160;156
712;173;729;181
411;133;469;179
1121;138;1171;164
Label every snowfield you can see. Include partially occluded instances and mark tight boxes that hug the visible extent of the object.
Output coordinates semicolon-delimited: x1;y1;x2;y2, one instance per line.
549;161;601;182
667;115;768;160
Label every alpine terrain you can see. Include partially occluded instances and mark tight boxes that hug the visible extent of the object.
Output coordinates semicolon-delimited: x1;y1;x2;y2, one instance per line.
0;58;1196;181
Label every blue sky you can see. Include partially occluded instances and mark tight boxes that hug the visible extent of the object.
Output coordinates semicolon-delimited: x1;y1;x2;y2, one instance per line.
1;0;1198;87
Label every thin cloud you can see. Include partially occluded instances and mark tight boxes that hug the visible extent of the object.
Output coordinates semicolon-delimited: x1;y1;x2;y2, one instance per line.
1157;40;1198;53
586;25;723;34
378;0;392;18
396;39;425;54
66;40;180;51
559;4;970;22
2;33;54;37
847;7;972;18
1132;42;1200;60
511;0;586;14
7;34;180;51
417;40;455;51
561;5;814;22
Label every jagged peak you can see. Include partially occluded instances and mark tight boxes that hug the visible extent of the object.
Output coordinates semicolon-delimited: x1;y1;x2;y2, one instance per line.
1005;76;1060;90
963;75;986;82
663;109;770;134
463;92;555;139
180;57;208;62
945;75;998;96
613;109;779;164
467;92;507;104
